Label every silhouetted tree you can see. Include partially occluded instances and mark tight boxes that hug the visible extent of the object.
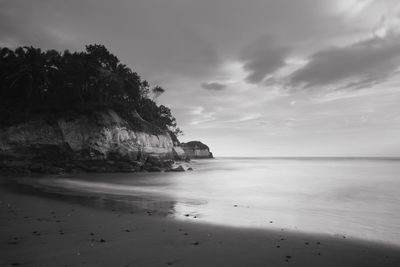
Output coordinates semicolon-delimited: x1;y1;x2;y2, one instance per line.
0;44;182;138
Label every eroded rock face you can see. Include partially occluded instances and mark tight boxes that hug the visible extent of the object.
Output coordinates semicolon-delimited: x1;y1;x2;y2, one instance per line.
0;110;185;173
172;146;186;159
181;141;213;159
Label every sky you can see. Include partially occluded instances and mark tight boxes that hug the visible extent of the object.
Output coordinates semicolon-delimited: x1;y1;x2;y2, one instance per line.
1;0;400;157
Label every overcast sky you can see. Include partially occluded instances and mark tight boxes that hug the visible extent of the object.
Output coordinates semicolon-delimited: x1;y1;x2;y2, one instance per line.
2;0;400;156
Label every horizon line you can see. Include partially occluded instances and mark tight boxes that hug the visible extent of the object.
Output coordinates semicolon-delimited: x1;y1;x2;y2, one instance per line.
213;156;400;159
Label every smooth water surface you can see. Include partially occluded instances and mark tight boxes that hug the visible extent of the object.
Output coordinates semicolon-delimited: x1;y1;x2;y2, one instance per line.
29;158;400;246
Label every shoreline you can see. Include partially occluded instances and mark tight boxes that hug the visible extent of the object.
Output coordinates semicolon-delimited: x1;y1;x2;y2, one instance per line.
1;177;400;267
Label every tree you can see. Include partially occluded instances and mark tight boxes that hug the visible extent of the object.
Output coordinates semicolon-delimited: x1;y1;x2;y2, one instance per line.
3;47;49;107
85;44;119;71
151;86;165;100
0;44;181;135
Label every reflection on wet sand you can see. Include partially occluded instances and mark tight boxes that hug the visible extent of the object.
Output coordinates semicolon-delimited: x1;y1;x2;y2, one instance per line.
2;178;400;267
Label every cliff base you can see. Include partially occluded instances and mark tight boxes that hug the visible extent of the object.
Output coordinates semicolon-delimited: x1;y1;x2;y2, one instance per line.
0;109;189;174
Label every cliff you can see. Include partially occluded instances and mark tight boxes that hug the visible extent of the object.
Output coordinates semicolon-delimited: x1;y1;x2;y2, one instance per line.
0;109;187;174
181;141;213;159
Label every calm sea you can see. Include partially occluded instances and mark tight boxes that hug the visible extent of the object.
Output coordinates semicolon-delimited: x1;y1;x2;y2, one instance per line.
29;157;400;246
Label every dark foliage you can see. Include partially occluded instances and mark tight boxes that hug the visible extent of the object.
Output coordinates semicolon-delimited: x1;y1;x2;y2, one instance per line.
0;44;181;136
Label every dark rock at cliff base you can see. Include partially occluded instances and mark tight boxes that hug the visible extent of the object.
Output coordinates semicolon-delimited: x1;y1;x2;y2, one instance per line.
115;162;138;172
145;156;173;168
148;166;163;172
29;164;65;174
170;165;185;172
181;141;213;159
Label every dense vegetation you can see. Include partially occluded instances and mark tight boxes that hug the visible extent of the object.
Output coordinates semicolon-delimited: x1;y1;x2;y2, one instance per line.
0;44;182;136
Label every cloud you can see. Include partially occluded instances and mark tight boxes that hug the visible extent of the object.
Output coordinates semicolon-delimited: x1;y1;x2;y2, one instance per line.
290;34;400;89
0;0;341;81
0;0;81;49
201;82;226;91
2;0;400;156
239;35;290;84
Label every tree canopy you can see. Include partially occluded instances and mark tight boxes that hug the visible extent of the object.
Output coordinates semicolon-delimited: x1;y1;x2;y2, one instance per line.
0;44;182;136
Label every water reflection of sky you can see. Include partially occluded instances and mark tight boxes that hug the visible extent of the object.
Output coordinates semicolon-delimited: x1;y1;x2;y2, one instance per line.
29;158;400;246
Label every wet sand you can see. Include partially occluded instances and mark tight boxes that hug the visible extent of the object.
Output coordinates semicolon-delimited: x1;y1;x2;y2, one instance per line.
1;178;400;267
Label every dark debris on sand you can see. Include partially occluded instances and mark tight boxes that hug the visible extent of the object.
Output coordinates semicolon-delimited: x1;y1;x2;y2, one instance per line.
285;255;292;262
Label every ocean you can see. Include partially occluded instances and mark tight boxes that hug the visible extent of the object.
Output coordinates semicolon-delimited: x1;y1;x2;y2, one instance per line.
27;157;400;246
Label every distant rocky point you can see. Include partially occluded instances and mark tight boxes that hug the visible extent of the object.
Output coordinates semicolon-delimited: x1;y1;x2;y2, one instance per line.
181;141;213;159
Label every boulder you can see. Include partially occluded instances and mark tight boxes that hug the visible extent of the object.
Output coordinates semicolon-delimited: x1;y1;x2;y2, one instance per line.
181;141;213;159
170;165;185;172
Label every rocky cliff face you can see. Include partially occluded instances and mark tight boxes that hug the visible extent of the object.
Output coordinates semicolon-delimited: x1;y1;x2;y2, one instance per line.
181;141;213;159
0;110;186;173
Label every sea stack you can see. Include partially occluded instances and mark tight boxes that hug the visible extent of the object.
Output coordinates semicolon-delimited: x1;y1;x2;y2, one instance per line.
181;141;213;159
